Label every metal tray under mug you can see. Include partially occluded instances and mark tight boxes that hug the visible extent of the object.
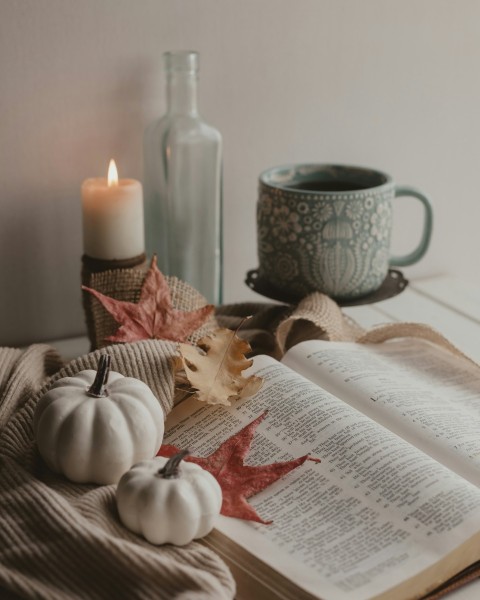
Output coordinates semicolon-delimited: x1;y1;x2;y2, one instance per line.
245;268;408;306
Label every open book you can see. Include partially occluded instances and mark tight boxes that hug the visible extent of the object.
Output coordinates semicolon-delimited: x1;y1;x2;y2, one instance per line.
164;338;480;600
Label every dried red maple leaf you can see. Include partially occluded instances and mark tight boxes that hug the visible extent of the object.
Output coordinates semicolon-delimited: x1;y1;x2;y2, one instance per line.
82;256;214;343
158;411;320;524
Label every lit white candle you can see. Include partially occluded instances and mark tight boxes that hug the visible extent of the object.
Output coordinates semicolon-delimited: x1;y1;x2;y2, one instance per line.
81;160;145;260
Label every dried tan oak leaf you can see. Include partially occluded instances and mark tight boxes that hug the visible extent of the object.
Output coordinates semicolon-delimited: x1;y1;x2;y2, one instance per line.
179;328;263;406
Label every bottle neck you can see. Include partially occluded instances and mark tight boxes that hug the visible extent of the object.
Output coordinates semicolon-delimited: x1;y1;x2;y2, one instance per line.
167;72;198;116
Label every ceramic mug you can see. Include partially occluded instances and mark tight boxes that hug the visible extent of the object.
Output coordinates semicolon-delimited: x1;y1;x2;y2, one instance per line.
257;164;433;300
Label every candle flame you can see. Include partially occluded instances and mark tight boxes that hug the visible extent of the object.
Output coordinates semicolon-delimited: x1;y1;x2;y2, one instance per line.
107;159;119;187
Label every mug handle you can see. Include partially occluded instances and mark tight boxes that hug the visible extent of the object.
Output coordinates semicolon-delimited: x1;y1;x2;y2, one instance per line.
389;185;433;267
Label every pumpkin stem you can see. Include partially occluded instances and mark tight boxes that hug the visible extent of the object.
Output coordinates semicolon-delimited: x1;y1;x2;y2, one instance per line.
87;354;111;398
158;449;190;479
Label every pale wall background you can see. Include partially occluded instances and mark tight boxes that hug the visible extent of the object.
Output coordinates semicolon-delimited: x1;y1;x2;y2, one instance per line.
1;0;479;346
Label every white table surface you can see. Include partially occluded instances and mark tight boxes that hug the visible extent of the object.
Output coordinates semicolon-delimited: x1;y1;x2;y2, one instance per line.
47;274;480;599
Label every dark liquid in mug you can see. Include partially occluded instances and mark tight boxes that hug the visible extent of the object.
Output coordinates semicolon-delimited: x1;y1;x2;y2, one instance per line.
289;180;371;192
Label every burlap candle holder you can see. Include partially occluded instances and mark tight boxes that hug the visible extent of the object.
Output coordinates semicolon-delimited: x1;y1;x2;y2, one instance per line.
81;253;218;351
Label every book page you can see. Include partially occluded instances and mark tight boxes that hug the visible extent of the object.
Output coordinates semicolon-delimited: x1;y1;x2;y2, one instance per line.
164;355;480;600
283;339;480;486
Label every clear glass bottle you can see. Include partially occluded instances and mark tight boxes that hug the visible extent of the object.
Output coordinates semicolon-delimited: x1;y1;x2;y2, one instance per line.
144;50;223;304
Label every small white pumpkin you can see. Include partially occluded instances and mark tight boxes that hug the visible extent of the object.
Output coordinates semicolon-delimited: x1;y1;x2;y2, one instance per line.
116;450;222;545
34;355;164;485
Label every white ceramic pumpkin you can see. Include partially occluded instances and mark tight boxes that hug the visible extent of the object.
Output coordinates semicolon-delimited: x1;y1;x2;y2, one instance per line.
116;450;222;545
33;355;164;485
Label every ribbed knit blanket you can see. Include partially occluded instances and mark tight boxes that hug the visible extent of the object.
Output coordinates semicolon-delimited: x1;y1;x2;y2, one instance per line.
0;342;236;600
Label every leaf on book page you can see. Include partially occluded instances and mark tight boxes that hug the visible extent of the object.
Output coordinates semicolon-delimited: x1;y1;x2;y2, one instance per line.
158;411;321;524
82;256;214;343
178;327;263;406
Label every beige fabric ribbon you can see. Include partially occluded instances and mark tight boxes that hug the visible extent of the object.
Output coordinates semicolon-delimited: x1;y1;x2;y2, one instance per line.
265;291;477;365
357;322;479;368
83;263;477;368
275;293;364;349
